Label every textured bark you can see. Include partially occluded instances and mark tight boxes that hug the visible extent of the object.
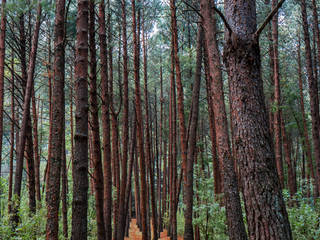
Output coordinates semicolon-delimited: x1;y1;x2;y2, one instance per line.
45;0;65;238
98;0;112;238
72;0;89;238
223;0;292;239
301;0;320;197
200;1;247;239
132;0;148;238
184;24;203;240
89;1;106;239
0;0;6;180
272;0;284;187
12;2;42;225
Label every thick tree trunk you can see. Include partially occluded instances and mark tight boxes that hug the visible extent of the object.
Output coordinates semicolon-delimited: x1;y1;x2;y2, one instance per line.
72;0;89;238
223;0;292;239
200;1;247;239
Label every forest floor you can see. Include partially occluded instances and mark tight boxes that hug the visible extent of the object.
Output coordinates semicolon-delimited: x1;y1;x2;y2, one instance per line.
124;219;183;240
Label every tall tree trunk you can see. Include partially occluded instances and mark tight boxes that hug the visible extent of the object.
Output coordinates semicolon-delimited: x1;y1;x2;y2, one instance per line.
200;1;247;239
132;0;148;238
142;20;158;240
46;0;65;238
72;0;89;238
223;0;292;238
8;52;14;214
12;2;42;226
184;24;203;240
301;0;320;197
297;33;316;194
272;0;284;187
203;39;222;195
281;116;296;196
98;0;112;238
61;126;68;238
89;1;106;239
116;0;130;238
45;27;53;192
0;0;6;181
32;88;41;204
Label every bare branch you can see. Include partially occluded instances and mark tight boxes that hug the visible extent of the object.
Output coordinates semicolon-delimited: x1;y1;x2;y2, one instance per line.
255;0;286;37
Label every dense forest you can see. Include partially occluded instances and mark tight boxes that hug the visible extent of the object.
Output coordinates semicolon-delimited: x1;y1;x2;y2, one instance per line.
0;0;319;239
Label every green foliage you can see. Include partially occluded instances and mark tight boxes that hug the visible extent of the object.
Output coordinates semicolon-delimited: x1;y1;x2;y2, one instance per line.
288;202;320;240
193;164;228;240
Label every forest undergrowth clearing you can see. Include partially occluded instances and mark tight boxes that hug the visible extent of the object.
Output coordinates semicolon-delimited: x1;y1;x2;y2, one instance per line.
124;219;183;240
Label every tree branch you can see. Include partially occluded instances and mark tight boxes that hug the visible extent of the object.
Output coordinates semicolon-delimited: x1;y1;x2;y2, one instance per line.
182;0;232;33
255;0;286;37
212;6;232;33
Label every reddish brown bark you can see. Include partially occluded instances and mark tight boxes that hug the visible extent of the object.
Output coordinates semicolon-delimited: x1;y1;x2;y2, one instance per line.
98;0;112;238
71;0;89;237
200;0;247;239
272;0;284;187
223;0;292;238
88;1;105;239
116;0;130;238
184;24;203;240
300;0;320;197
203;40;222;195
142;21;158;240
46;0;65;238
32;89;41;204
132;0;148;238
